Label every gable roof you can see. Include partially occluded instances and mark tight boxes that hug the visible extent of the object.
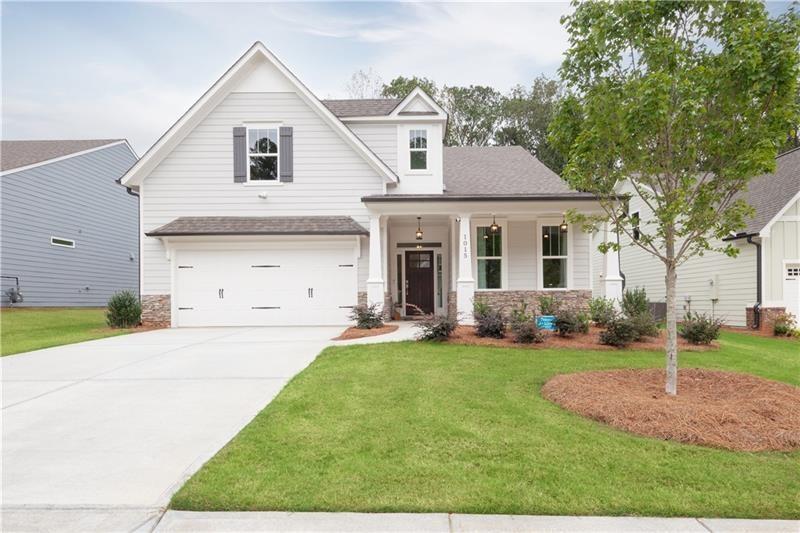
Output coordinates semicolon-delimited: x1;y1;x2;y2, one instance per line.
1;139;126;173
120;42;398;187
322;99;401;117
735;146;800;237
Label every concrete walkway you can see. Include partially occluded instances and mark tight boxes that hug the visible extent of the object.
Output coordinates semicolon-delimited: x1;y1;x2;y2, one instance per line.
153;511;798;532
1;323;417;532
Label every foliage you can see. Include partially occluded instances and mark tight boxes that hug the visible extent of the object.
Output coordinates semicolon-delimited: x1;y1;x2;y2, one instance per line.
773;312;799;337
628;312;660;340
106;290;141;328
441;85;504;146
509;302;545;344
415;314;457;341
345;68;384;99
349;304;384;329
588;297;618;327
473;300;506;339
599;317;640;347
382;76;440;101
679;313;723;345
549;1;800;394
555;309;590;337
537;294;560;316
621;288;650;318
495;76;566;174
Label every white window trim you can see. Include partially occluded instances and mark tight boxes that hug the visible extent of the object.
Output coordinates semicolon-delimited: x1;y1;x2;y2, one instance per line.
50;236;75;248
537;219;572;290
408;128;428;172
473;219;508;291
245;122;281;183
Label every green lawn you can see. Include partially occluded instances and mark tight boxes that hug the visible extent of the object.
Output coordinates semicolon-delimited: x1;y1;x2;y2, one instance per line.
0;308;136;356
171;332;800;518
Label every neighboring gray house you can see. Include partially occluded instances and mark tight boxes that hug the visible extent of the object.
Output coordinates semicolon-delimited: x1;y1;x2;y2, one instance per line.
1;139;139;307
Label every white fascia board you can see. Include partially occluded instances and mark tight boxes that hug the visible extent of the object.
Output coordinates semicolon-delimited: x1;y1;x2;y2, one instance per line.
760;190;800;238
365;199;605;217
121;42;398;187
1;140;135;177
339;115;448;124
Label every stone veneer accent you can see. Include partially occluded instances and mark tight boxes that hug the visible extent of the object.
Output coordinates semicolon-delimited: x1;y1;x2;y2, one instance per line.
746;306;786;333
141;294;171;327
472;290;592;317
447;291;458;321
357;291;393;319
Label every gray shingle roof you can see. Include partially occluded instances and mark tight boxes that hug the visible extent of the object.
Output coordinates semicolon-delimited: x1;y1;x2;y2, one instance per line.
734;147;800;236
322;99;401;118
1;139;122;172
146;216;368;237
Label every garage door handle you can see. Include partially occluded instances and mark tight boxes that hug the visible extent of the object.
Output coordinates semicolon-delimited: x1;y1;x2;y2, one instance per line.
219;288;224;299
308;288;314;298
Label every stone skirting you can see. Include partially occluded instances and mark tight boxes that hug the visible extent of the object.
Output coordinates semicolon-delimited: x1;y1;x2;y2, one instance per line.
142;294;171;327
447;291;457;321
357;291;393;319
472;290;592;317
746;306;786;333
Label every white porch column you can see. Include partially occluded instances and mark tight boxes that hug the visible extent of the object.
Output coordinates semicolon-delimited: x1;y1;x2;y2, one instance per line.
456;214;475;324
602;223;624;304
366;214;385;309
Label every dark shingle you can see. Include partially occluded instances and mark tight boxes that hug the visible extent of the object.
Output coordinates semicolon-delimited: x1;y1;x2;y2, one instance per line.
146;216;368;237
322;99;402;118
1;139;123;172
736;147;800;236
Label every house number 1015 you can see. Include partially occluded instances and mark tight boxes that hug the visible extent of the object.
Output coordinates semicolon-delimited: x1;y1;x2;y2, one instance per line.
462;234;470;259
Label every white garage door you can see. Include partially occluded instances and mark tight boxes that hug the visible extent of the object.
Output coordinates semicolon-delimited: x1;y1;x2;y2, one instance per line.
174;245;357;327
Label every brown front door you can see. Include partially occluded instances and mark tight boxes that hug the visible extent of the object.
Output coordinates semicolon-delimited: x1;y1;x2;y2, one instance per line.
405;250;434;315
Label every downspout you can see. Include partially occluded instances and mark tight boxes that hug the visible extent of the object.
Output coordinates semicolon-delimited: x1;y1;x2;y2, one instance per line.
747;235;761;329
616;228;626;290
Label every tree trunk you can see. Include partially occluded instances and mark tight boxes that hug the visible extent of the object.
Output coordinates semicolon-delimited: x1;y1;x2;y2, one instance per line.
665;261;678;395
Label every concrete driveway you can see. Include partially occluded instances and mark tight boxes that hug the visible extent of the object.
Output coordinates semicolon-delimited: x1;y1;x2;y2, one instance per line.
1;325;413;532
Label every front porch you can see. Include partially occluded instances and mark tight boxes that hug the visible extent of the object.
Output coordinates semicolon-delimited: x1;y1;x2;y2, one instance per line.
362;198;623;323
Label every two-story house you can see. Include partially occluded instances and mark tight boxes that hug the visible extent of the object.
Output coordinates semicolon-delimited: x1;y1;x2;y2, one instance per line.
120;42;618;328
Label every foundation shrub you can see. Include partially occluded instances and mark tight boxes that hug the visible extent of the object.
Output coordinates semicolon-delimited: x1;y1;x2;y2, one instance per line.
679;312;723;345
349;304;384;329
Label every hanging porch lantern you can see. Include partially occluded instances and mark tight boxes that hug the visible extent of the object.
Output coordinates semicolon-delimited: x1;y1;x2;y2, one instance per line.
415;216;424;240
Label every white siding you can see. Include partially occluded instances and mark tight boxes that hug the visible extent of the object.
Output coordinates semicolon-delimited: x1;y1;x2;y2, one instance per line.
141;91;384;295
572;227;591;289
590;231;605;297
508;221;536;289
348;124;398;173
764;197;800;304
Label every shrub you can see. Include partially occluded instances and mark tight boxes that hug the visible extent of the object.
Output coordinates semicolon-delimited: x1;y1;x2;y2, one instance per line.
628;312;659;340
509;302;544;344
555;309;589;337
106;290;141;328
599;317;639;347
588;297;617;326
349;303;384;329
621;287;649;317
415;314;457;341
473;301;506;338
679;312;723;345
772;312;798;337
537;294;560;316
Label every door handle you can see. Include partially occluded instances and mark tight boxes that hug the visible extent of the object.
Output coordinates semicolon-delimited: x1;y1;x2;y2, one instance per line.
219;288;224;299
308;287;314;298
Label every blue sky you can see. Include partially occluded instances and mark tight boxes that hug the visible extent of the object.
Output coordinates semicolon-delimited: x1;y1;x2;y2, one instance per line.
1;2;793;153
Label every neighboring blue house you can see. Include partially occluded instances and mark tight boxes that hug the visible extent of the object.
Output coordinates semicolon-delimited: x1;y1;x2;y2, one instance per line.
1;139;139;307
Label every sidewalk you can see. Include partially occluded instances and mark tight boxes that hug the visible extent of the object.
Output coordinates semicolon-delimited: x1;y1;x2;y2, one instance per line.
154;511;800;532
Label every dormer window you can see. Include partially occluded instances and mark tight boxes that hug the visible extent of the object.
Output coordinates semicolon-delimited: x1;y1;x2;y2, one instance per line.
248;125;279;181
409;129;427;170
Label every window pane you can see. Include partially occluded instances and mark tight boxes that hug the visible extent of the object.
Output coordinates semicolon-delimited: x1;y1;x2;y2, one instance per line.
410;150;427;170
249;128;278;154
542;226;567;256
250;156;278;180
543;258;567;288
409;129;427;149
396;255;403;302
477;227;501;257
436;253;443;308
478;259;502;289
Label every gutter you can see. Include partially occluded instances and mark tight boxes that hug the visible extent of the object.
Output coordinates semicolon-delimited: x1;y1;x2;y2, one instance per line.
361;194;602;203
746;235;762;329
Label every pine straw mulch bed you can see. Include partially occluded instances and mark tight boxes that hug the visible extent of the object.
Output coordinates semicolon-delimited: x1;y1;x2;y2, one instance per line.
542;368;800;452
332;324;399;341
446;325;717;351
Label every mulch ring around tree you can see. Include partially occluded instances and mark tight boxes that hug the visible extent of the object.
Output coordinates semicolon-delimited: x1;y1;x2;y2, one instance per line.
447;326;717;351
332;324;399;341
541;368;800;452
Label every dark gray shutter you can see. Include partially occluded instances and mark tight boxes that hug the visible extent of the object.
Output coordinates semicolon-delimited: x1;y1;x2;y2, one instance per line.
279;126;293;183
233;127;247;183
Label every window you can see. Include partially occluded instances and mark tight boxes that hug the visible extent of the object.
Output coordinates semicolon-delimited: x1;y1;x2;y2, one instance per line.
396;254;403;303
247;126;279;180
631;211;641;241
436;253;443;308
477;226;502;289
409;129;427;170
50;236;75;248
542;225;568;288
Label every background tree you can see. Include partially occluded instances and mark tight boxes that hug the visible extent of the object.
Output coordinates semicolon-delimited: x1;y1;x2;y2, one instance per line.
441;85;504;146
382;76;440;100
345;68;384;99
550;1;799;395
496;76;566;174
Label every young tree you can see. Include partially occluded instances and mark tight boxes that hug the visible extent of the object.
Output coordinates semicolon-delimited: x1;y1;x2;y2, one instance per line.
496;76;566;174
441;85;504;146
382;76;440;101
345;68;384;99
550;1;799;395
